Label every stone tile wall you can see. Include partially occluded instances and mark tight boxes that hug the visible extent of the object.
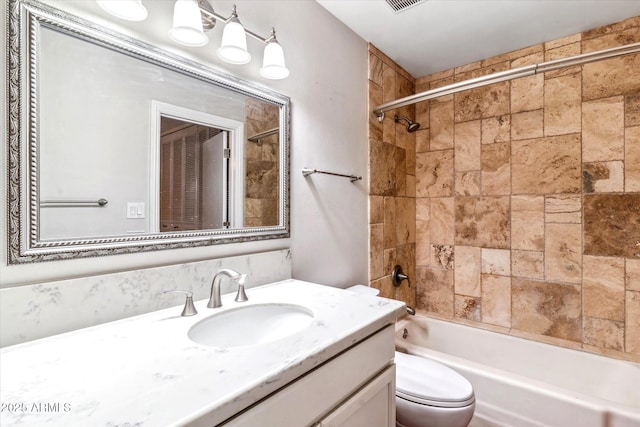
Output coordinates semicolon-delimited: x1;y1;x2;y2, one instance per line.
368;16;640;361
368;45;417;308
245;98;280;227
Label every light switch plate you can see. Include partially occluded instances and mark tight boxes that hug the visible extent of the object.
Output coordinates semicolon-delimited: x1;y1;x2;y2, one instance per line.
127;202;145;219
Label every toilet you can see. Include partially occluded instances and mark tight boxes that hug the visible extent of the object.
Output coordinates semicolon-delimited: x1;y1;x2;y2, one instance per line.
345;286;475;427
394;351;475;427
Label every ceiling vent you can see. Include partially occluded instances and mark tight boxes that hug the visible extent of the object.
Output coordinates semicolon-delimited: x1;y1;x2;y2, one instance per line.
385;0;426;13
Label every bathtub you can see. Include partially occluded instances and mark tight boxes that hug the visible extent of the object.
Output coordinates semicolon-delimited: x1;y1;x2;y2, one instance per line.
395;315;640;427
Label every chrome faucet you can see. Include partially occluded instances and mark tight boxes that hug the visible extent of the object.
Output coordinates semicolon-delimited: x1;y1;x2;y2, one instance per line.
207;268;248;308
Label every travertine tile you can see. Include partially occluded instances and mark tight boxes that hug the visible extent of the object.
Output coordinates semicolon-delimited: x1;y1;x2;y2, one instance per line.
582;16;640;42
369;140;397;196
383;197;396;248
430;101;454;150
432;244;454;270
544;42;581;78
455;295;481;321
511;110;543;141
455;120;481;172
626;291;640;354
545;32;581;50
628;259;640;292
370;276;393;300
481;274;511;328
583;161;624;193
416;198;430;221
368;82;383;142
583;55;640;101
406;175;416;197
454;81;510;122
512;278;581;342
544;74;581;136
626;126;640;192
396;243;417;307
395;197;416;246
512;134;581;195
369;224;384;280
383;114;396;145
455;246;481;297
416;221;431;266
584;194;640;258
482;248;511;276
511;75;543;113
583;317;624;351
481;115;510;144
512;250;544;279
481;142;510;195
416;129;429;153
511;195;545;251
416;150;454;197
583;255;625;321
582;96;624;162
382;63;397;103
416;100;429;130
383;248;396;277
395;147;407;196
626;93;640;127
545;223;582;283
545;195;581;223
430;77;455;103
369;51;383;86
416;267;454;316
430;197;454;245
511;52;543;68
370;195;384;224
455;171;481;196
455;196;510;249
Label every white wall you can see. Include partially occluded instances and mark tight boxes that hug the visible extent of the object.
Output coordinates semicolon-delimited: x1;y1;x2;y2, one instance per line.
0;1;368;288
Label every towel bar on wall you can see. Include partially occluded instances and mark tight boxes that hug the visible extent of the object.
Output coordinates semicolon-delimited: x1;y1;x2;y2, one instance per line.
302;168;362;183
40;198;109;207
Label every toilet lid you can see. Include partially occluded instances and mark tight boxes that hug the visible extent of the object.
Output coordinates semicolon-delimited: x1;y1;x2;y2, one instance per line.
395;351;475;408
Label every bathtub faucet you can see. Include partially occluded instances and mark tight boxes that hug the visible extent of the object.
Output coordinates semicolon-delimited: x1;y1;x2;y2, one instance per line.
406;306;416;315
392;265;410;287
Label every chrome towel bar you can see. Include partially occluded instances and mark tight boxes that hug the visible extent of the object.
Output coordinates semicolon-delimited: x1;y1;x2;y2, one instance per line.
40;198;108;207
302;168;362;182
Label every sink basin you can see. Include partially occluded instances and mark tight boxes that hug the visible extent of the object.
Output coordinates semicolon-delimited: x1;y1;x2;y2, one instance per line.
188;303;314;348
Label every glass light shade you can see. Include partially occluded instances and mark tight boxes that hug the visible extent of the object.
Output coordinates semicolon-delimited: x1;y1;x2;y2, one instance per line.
169;0;208;47
259;41;289;79
97;0;148;21
217;20;251;65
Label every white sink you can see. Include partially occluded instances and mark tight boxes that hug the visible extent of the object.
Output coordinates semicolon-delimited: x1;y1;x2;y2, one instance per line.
188;303;314;348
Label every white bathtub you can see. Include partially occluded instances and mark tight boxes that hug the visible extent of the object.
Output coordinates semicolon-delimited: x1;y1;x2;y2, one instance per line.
395;315;640;427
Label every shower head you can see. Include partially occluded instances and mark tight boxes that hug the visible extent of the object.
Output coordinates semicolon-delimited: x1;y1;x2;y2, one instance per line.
394;115;420;133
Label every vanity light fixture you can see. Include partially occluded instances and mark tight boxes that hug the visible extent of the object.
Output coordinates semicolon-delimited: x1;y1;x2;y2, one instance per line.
216;5;251;64
96;0;148;22
169;0;208;46
96;0;289;79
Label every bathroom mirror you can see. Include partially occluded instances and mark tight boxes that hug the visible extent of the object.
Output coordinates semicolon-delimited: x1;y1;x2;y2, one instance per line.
7;0;290;264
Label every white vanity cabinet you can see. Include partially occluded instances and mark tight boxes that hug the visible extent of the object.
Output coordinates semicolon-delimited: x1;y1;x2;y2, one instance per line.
220;325;396;427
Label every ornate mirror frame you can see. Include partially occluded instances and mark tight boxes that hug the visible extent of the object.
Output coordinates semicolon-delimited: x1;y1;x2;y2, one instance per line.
6;0;291;264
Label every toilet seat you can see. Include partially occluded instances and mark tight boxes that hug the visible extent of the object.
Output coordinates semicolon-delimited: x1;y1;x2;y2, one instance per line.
395;351;475;409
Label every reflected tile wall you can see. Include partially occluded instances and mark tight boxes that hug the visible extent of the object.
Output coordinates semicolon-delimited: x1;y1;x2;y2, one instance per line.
0;250;292;347
368;16;640;361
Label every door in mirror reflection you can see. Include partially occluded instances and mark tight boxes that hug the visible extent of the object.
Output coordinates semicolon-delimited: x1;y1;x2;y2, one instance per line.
159;117;229;232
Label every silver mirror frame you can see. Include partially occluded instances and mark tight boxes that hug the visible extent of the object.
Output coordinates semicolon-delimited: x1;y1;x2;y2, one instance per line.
6;0;291;264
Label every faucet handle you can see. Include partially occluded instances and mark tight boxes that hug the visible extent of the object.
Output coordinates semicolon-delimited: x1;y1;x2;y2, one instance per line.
234;274;249;303
163;290;198;317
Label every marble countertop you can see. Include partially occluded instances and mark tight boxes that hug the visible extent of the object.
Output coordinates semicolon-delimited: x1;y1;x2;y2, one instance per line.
0;279;405;426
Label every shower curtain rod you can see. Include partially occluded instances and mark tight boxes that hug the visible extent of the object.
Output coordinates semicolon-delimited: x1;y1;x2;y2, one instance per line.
373;41;640;120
